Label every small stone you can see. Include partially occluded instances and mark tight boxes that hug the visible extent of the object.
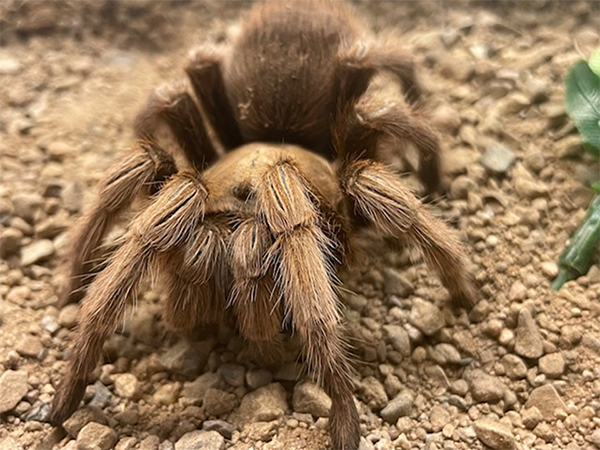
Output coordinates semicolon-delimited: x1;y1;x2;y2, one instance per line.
480;144;516;175
181;372;223;400
525;384;567;421
63;407;108;437
466;369;506;403
429;405;451;431
88;381;112;409
20;239;54;266
114;374;140;399
40;315;60;334
16;334;45;360
138;435;160;450
217;363;246;387
508;281;527;301
433;343;462;364
540;261;558;279
521;407;543;429
0;370;28;413
241;421;279;441
409;298;445;336
160;339;214;378
58;304;80;328
245;369;273;390
233;383;287;425
383;268;414;298
115;437;137;450
175;430;225;450
203;388;237;416
0;55;22;74
474;419;515;450
35;215;69;239
25;402;51;422
11;193;43;222
449;176;477;200
202;420;235;440
383;325;411;357
0;227;23;257
589;429;600;448
538;353;565;378
381;390;414;424
514;308;544;359
292;382;331;417
76;422;118;450
513;164;548;199
533;422;555;442
152;383;180;405
359;376;388;411
501;354;527;379
431;104;462;135
0;437;23;450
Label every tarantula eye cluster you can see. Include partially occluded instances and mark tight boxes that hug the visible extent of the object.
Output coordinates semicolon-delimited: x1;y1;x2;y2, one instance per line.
50;2;478;449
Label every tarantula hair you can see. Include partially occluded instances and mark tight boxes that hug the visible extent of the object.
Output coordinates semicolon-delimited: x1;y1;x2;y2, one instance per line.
50;2;478;449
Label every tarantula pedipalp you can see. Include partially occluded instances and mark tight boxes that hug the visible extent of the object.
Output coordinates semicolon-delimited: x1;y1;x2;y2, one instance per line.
50;2;479;450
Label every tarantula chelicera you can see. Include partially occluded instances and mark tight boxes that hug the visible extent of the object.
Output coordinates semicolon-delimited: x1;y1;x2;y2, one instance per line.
50;2;478;449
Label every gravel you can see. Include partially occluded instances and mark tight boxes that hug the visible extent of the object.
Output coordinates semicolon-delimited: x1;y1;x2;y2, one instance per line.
0;370;29;414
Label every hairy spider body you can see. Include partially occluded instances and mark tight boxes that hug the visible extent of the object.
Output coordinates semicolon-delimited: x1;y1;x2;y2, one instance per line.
51;2;479;449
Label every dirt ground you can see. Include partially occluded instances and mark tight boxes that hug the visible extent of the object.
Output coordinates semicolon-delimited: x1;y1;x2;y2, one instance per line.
1;1;599;450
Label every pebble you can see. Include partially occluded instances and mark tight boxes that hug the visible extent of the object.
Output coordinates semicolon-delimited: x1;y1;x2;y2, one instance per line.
433;343;462;364
524;384;567;420
0;55;22;75
40;315;60;334
63;406;107;437
2;435;27;450
383;268;414;298
521;407;543;430
538;353;565;377
508;281;527;301
114;373;140;399
175;430;225;450
359;376;388;411
76;422;118;450
449;176;477;200
25;402;51;422
589;429;600;448
88;381;112;409
383;325;411;357
181;372;223;400
160;339;214;378
466;369;506;403
379;390;413;424
202;420;235;440
514;308;544;359
152;383;180;405
473;419;515;450
245;369;273;390
429;405;451;431
11;193;43;222
292;382;331;417
540;261;558;279
409;298;445;336
58;303;79;328
20;239;55;266
480;144;516;175
203;388;237;416
513;164;548;199
0;227;23;257
233;383;287;425
217;363;246;387
0;370;29;413
15;335;45;360
501;354;527;379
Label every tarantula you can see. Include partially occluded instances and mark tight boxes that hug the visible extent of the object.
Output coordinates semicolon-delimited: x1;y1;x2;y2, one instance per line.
50;2;478;449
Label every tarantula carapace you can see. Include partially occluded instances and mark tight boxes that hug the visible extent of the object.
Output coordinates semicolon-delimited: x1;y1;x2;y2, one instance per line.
50;2;478;449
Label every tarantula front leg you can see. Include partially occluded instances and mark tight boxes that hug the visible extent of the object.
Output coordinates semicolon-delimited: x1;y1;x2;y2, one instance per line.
257;161;360;450
50;172;207;425
341;160;478;309
58;141;176;307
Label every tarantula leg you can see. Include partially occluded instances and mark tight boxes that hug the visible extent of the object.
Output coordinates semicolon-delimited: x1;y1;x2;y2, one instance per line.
369;102;442;195
134;81;218;170
50;172;207;425
160;217;231;338
229;219;284;363
58;141;176;307
258;161;360;450
369;46;423;105
341;160;478;309
186;47;244;150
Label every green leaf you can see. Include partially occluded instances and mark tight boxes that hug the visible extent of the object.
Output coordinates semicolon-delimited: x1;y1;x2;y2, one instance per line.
593;181;600;194
565;60;600;157
589;47;600;78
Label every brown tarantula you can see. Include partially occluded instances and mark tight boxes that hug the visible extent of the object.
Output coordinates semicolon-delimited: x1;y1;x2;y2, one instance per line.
50;2;478;449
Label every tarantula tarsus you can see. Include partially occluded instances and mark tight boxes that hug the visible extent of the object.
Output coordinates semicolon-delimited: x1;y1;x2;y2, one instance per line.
50;2;478;449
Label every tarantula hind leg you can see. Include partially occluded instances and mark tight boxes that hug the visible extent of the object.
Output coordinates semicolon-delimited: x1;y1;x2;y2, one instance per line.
341;160;478;310
57;141;176;307
50;172;207;425
257;160;360;450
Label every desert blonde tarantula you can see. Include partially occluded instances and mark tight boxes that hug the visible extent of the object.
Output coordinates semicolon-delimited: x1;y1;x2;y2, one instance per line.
50;2;478;449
